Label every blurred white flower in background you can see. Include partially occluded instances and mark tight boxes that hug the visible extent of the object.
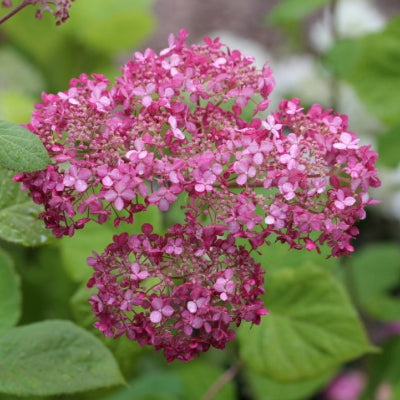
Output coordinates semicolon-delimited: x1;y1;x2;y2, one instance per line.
309;0;386;53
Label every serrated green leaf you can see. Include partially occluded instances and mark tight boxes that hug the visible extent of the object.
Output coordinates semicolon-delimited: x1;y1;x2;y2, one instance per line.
61;206;163;281
0;248;21;334
66;0;156;54
238;266;374;382
378;125;400;168
0;320;124;396
266;0;330;24
244;368;334;400
0;120;50;172
0;168;51;246
349;243;400;321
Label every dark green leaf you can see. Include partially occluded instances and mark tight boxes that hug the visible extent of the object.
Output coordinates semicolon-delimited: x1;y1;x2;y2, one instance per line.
238;266;374;382
349;243;400;321
0;248;21;334
0;120;50;172
0;320;124;396
0;168;51;246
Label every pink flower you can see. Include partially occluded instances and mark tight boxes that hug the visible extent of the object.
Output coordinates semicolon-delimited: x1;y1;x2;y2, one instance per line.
333;132;360;150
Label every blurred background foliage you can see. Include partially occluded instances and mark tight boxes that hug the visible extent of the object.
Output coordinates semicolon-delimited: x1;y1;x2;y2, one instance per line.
0;0;400;399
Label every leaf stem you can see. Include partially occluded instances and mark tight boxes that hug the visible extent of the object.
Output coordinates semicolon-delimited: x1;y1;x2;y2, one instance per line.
0;0;32;25
201;363;240;400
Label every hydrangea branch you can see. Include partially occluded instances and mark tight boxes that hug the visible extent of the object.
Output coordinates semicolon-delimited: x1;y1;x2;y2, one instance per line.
0;0;74;25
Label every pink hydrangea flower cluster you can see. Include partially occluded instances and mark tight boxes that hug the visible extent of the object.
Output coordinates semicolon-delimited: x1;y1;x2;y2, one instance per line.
87;223;266;362
15;30;380;360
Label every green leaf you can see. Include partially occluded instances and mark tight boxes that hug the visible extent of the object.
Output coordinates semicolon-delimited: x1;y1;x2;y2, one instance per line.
172;360;237;400
244;368;334;400
238;265;374;382
266;0;330;25
0;248;21;334
361;338;400;399
252;240;339;273
0;320;124;396
104;370;182;400
0;168;51;246
61;206;163;282
324;17;400;125
66;0;156;54
0;120;50;172
0;91;37;125
378;125;400;168
349;243;400;321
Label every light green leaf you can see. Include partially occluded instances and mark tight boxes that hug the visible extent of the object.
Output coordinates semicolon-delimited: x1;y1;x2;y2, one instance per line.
349;243;400;321
244;368;334;400
0;120;50;172
266;0;330;24
251;239;339;273
0;168;51;246
0;248;21;334
61;206;163;281
0;320;124;396
66;0;156;54
238;266;374;382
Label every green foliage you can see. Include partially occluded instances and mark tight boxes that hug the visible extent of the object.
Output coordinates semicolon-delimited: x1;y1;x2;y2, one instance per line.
238;265;374;382
251;239;339;273
0;248;21;334
266;0;330;25
0;168;51;246
0;320;124;396
362;338;400;399
378;125;400;168
61;206;163;282
0;120;50;172
348;243;400;321
105;370;183;400
244;368;334;400
66;0;156;54
324;16;400;125
171;360;237;400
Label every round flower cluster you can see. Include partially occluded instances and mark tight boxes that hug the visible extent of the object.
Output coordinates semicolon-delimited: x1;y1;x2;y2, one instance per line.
87;224;266;362
15;30;380;360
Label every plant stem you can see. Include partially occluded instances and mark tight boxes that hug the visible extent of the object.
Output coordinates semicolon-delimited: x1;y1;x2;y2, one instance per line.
201;363;240;400
0;0;32;25
329;0;340;109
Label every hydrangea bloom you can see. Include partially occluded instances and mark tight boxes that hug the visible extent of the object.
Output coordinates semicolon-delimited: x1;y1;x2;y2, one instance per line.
87;224;266;362
15;30;380;361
